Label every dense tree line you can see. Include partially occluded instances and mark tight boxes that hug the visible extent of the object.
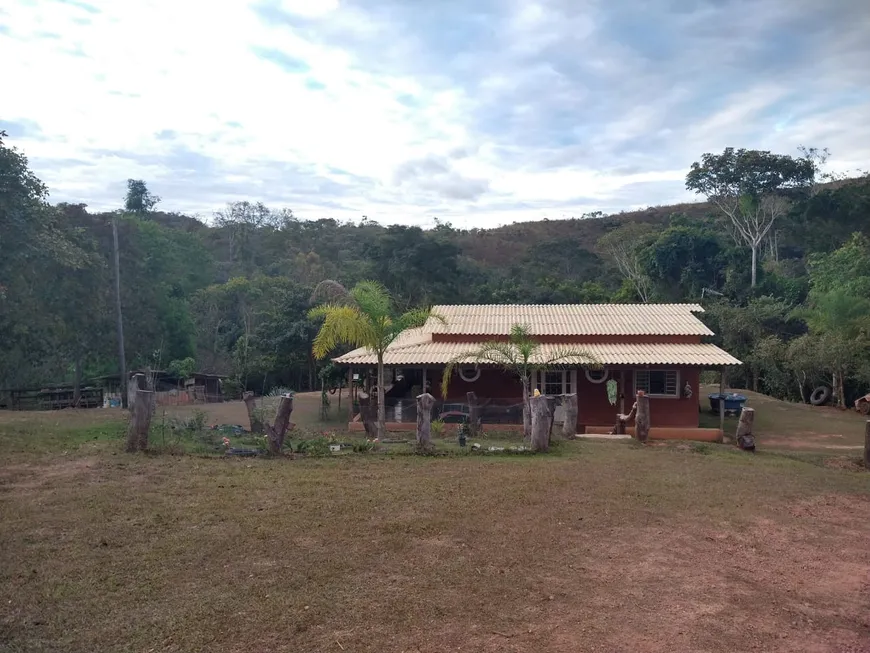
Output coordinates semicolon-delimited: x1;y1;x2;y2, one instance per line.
2;129;870;404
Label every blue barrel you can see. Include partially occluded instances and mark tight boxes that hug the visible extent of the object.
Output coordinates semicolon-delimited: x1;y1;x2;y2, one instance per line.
708;393;747;416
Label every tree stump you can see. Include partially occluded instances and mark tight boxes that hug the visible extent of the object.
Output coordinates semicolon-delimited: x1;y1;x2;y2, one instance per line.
466;392;480;437
266;394;294;455
635;392;650;443
736;407;756;451
530;394;551;452
864;421;870;470
126;386;154;452
243;391;264;434
561;393;578;440
546;396;557;443
359;402;377;439
416;393;435;452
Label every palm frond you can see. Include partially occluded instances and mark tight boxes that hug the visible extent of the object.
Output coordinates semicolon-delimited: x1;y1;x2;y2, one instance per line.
350;280;392;321
537;346;599;368
309;279;351;306
309;305;375;359
441;341;520;396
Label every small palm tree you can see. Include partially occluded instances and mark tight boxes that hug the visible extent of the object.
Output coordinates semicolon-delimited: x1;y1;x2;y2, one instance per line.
442;324;597;439
308;280;443;439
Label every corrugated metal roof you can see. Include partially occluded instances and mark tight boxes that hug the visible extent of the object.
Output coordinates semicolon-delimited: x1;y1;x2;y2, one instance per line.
335;340;742;367
425;304;712;336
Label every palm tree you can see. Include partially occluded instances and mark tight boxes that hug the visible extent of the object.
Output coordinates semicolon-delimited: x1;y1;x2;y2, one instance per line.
308;280;443;439
441;324;597;439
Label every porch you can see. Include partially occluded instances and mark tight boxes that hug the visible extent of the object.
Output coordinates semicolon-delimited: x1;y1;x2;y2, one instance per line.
344;364;720;439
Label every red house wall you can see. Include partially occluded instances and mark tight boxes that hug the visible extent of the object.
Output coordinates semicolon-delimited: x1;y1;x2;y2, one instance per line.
435;366;700;429
576;368;700;429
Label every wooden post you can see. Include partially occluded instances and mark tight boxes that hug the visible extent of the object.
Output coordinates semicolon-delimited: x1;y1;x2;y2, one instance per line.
635;391;650;443
546;395;557;443
347;366;354;422
466;391;479;437
125;385;154;452
243;391;264;433
736;407;756;451
719;367;726;437
530;394;550;452
620;370;626;414
266;394;294;455
562;393;578;440
864;421;870;470
416;393;435;452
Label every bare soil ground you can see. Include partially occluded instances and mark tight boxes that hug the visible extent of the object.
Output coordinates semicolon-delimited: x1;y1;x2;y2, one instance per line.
1;410;870;652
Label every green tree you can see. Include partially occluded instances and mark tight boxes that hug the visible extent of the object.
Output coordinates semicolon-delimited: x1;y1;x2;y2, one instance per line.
641;224;724;300
124;179;161;215
441;324;595;443
686;148;815;286
308;280;441;440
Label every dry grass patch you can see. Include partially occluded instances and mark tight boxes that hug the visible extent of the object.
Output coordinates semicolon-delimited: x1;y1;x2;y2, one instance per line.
1;432;870;652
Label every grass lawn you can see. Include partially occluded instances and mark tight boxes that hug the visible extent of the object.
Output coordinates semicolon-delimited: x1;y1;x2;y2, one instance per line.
699;385;870;451
2;398;870;652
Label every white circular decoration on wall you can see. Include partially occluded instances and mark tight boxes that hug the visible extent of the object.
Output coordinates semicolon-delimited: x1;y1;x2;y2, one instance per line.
585;368;609;384
458;365;481;383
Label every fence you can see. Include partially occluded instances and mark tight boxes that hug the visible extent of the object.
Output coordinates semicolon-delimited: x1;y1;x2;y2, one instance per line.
354;397;544;425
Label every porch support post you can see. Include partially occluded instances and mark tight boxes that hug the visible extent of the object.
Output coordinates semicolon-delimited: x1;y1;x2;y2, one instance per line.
348;366;354;421
620;369;626;414
719;366;726;437
422;367;428;395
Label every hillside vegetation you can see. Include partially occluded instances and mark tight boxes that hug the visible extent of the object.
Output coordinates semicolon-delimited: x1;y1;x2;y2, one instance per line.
3;131;870;405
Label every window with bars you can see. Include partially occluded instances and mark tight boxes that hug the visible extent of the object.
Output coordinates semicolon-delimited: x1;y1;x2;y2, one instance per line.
535;370;573;395
543;371;565;396
634;370;679;397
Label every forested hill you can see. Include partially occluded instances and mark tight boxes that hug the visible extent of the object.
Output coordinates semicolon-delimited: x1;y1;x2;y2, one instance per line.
3;130;870;404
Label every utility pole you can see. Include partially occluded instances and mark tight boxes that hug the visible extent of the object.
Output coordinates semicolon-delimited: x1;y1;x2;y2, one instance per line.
112;216;128;408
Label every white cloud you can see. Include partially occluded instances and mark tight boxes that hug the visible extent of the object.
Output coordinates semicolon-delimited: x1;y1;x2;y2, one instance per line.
0;0;868;226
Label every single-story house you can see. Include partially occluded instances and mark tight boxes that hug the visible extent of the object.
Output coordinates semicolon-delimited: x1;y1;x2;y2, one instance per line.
334;304;741;439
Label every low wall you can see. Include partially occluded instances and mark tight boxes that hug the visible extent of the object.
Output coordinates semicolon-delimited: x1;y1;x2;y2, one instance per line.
348;421;722;442
583;425;723;442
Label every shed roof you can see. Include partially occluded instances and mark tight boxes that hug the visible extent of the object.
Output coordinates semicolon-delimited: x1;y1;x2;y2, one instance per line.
425;304;712;336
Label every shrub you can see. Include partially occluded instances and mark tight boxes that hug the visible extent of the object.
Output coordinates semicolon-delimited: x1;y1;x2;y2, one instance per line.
431;418;446;438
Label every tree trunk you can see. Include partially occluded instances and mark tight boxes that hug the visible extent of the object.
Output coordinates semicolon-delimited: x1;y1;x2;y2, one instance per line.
750;244;758;287
466;392;479;437
736;407;755;451
530;394;550;452
416;392;435;452
125;385;154;452
73;356;83;408
837;370;846;409
561;393;578;440
613;403;636;435
377;356;386;441
864;421;869;470
266;394;294;455
796;373;807;404
243;391;264;433
546;396;557;444
521;377;531;441
635;392;650;443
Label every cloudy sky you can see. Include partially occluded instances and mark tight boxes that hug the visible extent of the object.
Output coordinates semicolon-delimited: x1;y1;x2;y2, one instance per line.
2;0;869;227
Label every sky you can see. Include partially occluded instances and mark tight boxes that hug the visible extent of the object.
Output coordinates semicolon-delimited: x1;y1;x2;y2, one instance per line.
1;0;869;228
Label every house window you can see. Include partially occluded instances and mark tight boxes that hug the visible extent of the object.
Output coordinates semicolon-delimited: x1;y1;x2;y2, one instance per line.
635;370;679;397
544;371;564;396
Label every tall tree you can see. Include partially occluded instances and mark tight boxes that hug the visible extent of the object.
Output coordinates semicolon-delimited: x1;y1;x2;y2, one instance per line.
124;179;161;215
686;148;815;286
308;280;441;440
596;223;657;302
441;324;595;441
